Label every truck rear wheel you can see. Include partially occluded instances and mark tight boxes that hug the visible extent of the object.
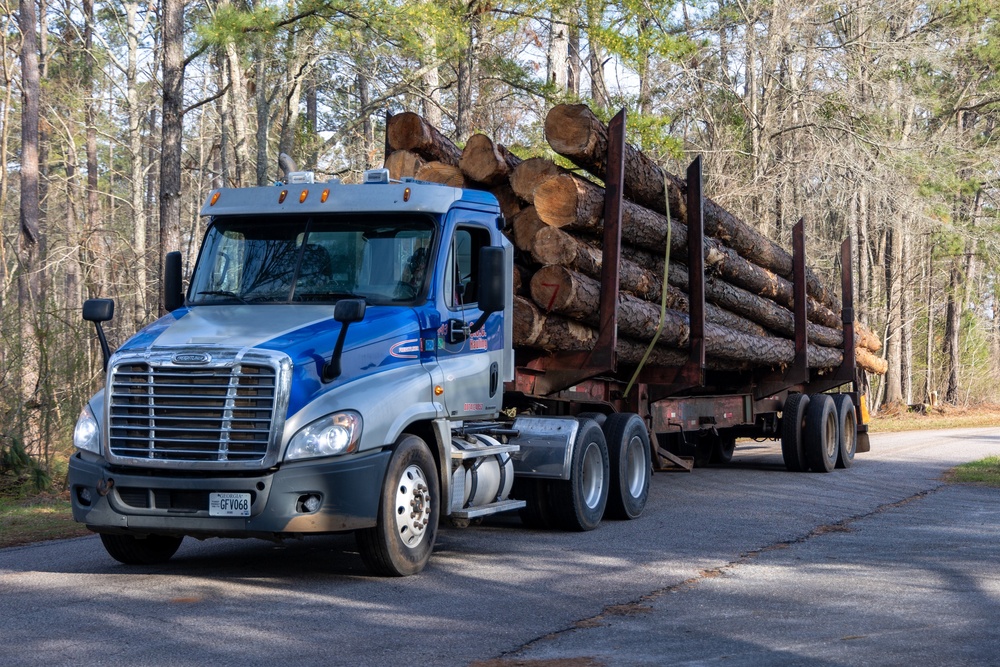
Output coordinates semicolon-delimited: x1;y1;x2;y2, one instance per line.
602;413;650;520
804;394;838;473
357;434;439;576
781;393;810;472
548;419;609;531
514;478;554;529
99;533;183;565
833;394;857;469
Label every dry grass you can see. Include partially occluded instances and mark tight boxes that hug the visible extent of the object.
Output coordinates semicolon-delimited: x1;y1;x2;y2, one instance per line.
0;492;91;548
868;402;1000;433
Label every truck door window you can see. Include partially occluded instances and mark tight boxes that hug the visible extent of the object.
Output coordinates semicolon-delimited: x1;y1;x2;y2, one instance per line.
446;226;491;308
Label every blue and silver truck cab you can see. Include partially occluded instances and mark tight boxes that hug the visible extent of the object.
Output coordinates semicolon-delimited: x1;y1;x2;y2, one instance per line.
69;168;626;576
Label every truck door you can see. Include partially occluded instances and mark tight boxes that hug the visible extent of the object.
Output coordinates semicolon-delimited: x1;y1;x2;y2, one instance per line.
436;220;505;419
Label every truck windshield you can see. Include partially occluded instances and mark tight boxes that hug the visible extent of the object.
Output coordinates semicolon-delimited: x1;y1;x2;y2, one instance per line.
188;214;435;305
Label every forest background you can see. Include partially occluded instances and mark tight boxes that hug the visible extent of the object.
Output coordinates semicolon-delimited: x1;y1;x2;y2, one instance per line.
1;0;998;491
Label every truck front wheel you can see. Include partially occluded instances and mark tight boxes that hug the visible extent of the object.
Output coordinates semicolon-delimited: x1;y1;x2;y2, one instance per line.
99;533;183;565
357;434;440;576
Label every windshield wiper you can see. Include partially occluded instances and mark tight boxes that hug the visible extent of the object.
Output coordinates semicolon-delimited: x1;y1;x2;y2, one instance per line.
197;290;248;304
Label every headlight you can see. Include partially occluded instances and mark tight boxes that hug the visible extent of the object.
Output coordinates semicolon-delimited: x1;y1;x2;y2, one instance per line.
286;412;362;461
73;404;101;454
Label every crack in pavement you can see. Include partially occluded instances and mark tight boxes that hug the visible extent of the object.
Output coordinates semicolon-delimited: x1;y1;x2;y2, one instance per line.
481;485;944;666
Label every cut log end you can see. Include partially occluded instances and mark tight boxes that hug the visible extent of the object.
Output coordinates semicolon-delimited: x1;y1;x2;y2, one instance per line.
460;133;509;185
510;157;566;203
533;174;580;227
544;104;600;157
383;150;425;180
387;112;431;152
415;162;466;188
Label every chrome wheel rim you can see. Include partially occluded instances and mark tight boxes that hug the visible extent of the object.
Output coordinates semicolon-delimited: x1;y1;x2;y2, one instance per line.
581;441;605;509
394;464;431;548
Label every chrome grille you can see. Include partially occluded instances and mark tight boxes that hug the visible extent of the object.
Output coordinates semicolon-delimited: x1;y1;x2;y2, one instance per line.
108;362;277;463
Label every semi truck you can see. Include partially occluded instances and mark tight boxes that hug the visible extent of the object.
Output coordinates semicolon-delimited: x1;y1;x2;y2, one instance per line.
69;113;869;575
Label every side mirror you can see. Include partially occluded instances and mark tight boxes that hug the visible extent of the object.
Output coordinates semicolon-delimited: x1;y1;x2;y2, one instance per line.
476;246;506;315
324;298;367;382
83;298;115;371
334;298;366;324
83;298;114;323
164;251;184;312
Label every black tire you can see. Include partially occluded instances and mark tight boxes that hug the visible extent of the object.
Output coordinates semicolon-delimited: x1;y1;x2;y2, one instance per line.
602;413;651;520
710;432;737;464
833;394;858;469
514;478;554;529
357;434;439;576
548;419;609;531
781;393;810;472
804;394;838;473
99;533;183;565
576;411;607;426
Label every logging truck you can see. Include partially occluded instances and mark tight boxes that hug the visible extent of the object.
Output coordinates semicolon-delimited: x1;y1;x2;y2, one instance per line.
68;121;870;576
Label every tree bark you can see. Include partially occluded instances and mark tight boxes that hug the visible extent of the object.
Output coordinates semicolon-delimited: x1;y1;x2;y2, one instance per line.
387;111;462;166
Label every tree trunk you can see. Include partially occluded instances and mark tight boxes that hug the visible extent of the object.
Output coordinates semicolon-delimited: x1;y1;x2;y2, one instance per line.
943;262;961;404
510;157;569;203
387;112;462;165
459;133;522;185
529;265;843;369
384;150;425;180
533;172;843;330
415;162;466;187
543;103;839;314
159;0;184;309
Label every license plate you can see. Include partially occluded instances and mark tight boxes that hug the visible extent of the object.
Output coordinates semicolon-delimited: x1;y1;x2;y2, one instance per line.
209;492;251;517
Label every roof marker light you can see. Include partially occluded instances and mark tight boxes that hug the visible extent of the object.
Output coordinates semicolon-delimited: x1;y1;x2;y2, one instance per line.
278;190;288;204
299;190;308;203
210;192;220;206
321;188;330;203
404;187;411;202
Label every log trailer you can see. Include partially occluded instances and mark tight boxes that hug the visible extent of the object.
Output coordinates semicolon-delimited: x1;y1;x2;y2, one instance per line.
69;112;869;576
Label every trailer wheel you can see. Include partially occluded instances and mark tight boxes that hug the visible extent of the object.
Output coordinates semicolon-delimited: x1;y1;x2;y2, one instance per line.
549;419;609;531
99;533;183;565
804;394;838;473
781;393;810;472
710;433;737;464
832;394;857;469
357;434;439;576
514;478;554;529
602;413;651;520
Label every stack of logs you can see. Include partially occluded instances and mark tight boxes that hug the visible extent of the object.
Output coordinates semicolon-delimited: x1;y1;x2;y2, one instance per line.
384;105;887;377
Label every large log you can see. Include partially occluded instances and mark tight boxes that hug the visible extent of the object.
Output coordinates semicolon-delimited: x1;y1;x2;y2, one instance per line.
415;161;467;188
510;157;571;203
460;133;523;185
530;265;844;370
514;296;742;370
383;150;424;180
533;173;843;330
489;182;523;219
387;111;462;166
526;225;769;338
544;103;839;314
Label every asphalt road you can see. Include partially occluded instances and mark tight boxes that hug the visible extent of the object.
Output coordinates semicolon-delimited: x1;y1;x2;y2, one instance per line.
2;427;999;667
